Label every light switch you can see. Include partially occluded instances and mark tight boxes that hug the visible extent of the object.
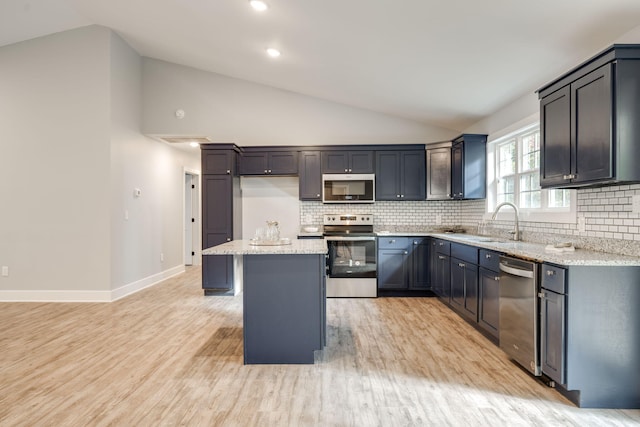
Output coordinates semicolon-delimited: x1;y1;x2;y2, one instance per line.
125;210;129;220
1;266;8;277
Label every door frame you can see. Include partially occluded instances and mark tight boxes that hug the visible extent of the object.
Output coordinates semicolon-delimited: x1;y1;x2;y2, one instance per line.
184;168;201;266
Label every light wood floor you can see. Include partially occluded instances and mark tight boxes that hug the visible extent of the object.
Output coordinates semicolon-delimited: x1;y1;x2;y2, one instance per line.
1;267;639;426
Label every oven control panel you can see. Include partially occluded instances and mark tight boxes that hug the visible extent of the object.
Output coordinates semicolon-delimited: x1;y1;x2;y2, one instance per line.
323;214;373;226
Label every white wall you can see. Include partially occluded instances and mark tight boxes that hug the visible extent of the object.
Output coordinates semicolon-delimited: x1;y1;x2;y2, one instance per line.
0;26;112;295
109;32;200;294
0;26;200;300
241;177;300;240
141;58;458;146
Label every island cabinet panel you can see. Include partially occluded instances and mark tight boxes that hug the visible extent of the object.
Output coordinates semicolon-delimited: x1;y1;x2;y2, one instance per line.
243;254;326;364
240;150;298;175
375;150;425;201
321;150;374;174
538;45;640;188
298;151;322;200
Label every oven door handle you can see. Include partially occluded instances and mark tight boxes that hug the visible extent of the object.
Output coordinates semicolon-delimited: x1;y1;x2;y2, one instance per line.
325;236;376;242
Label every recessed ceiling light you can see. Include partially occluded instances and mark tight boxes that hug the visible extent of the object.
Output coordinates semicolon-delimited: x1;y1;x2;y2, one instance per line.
250;0;268;12
266;48;281;58
189;142;200;148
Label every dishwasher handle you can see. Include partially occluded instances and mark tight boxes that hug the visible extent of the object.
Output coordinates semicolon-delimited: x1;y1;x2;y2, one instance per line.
499;262;534;279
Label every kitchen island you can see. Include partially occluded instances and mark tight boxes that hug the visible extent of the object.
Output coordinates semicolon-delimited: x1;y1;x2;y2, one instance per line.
203;239;328;364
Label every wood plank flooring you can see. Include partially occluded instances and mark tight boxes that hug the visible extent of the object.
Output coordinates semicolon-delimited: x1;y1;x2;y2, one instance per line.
1;267;639;426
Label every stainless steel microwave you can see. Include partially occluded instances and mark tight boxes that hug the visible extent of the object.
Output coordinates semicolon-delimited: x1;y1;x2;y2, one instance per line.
322;174;375;203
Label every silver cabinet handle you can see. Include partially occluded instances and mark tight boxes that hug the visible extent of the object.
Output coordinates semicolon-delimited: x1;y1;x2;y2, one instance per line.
344;169;349;172
563;174;576;180
316;194;320;197
397;194;401;198
226;237;231;241
389;239;395;243
404;251;408;255
495;276;500;281
438;255;446;260
401;194;405;198
439;242;444;246
226;169;230;174
264;169;268;173
547;270;555;276
485;254;491;259
413;241;418;245
458;263;465;267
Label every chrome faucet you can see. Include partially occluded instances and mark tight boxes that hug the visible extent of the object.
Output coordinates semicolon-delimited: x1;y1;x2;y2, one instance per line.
491;202;520;241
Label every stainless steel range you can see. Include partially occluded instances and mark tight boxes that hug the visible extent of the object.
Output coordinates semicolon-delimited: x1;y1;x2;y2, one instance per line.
323;214;377;298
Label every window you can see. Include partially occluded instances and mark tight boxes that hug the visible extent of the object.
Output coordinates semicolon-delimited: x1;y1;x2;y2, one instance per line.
487;123;576;223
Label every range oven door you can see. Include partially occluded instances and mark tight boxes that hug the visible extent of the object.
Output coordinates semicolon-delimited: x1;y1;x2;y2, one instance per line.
325;236;377;297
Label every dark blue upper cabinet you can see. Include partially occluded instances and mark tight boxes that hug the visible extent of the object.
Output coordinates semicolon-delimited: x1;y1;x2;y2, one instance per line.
538;44;640;188
375;150;426;201
321;150;374;174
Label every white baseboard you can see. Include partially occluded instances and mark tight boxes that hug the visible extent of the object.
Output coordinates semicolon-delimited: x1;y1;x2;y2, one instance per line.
110;265;185;301
0;265;185;303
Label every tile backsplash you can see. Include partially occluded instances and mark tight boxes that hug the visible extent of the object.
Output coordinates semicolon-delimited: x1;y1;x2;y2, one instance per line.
300;183;640;257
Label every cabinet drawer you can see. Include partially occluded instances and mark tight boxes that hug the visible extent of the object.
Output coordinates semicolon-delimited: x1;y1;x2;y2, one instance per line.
378;237;409;250
541;264;566;294
479;249;501;272
451;242;478;264
434;239;451;255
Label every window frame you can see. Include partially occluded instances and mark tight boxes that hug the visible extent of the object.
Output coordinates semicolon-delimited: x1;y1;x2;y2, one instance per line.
485;122;577;224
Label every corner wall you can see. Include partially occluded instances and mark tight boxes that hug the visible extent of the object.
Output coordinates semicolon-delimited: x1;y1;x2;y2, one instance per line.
109;32;200;298
0;26;112;298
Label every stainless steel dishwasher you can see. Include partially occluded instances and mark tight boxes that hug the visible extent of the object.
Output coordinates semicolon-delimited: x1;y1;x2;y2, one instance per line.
499;256;541;376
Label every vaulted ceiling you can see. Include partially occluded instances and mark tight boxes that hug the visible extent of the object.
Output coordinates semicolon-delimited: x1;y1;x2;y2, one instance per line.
3;0;640;131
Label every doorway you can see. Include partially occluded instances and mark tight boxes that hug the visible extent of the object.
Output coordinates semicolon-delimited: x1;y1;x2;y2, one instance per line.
184;170;200;266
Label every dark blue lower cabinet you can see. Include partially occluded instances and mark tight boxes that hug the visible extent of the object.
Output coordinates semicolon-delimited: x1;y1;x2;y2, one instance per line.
243;254;326;364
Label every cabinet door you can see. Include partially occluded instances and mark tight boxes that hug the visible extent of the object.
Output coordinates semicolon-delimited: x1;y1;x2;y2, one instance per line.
436;254;451;301
202;175;232;236
321;151;349;173
450;258;466;310
377;249;409;289
540;86;571;187
299;151;322;200
463;263;479;320
571;64;613;184
240;152;269;175
401;151;426;200
268;151;298;175
426;147;451;200
202;175;234;290
451;144;463;198
478;267;500;338
375;151;400;200
409;238;429;289
540;289;566;385
349;151;374;173
429;240;440;295
202;150;234;175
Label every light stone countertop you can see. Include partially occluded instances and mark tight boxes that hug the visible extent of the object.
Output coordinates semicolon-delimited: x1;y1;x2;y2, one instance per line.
203;238;327;255
377;230;640;266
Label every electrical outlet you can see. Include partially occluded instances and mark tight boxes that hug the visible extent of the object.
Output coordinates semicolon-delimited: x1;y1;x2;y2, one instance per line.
125;210;129;220
160;253;164;262
1;266;8;277
435;214;442;225
577;216;586;232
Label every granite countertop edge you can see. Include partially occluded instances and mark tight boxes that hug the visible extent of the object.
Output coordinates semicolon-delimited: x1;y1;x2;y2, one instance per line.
376;230;640;267
203;239;328;255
